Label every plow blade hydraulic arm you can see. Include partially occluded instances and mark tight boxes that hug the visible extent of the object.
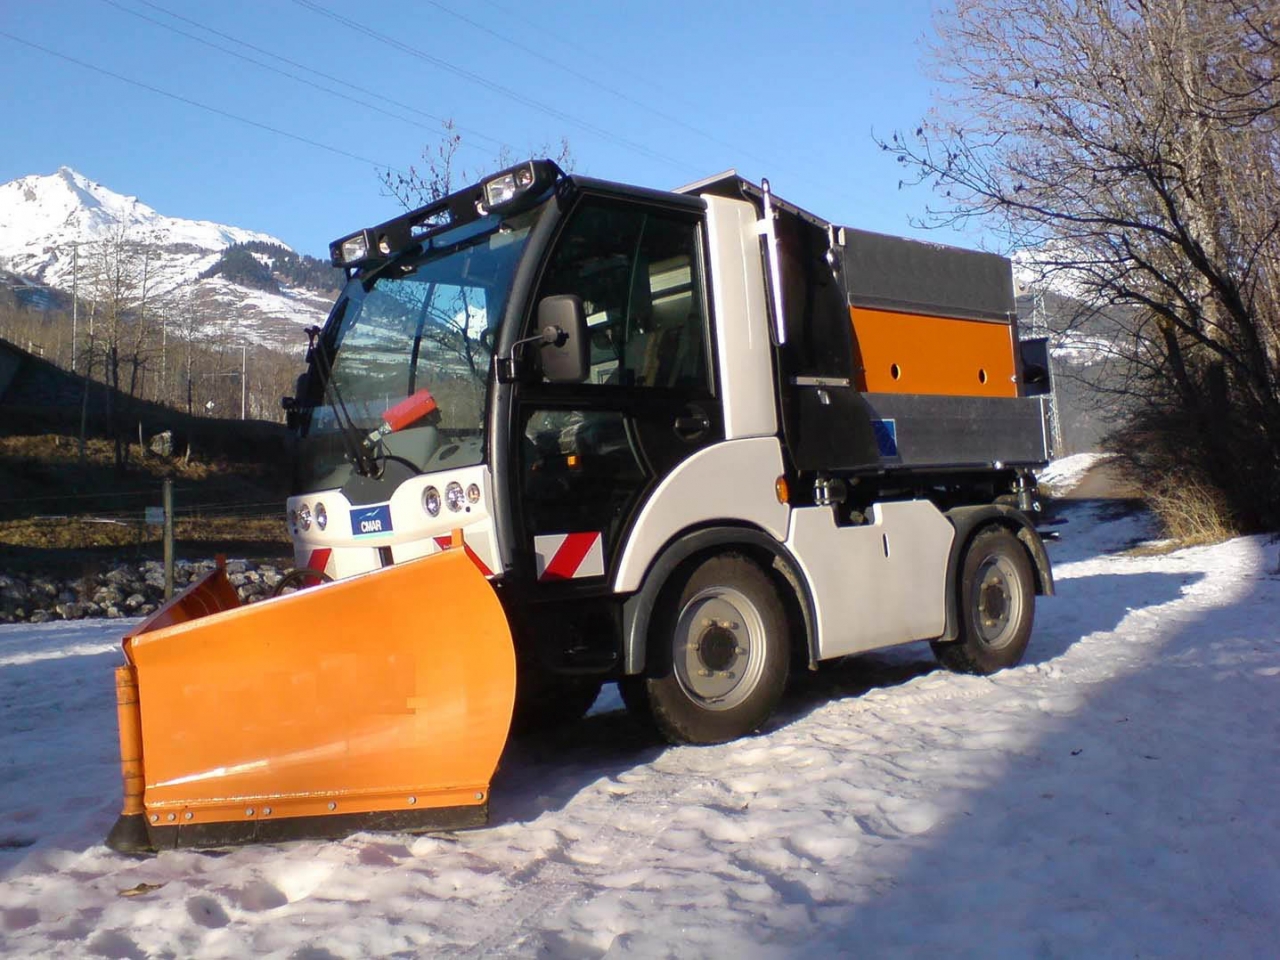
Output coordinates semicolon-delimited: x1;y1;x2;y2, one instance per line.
106;546;515;853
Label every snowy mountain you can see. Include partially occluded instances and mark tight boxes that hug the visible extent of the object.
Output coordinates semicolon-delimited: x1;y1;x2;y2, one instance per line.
0;168;339;350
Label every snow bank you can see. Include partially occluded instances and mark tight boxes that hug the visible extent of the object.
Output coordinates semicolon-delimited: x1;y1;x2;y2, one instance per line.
1037;452;1109;496
1;504;1276;957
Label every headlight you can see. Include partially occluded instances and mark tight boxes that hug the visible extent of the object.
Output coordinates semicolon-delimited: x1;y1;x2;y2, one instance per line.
297;503;312;531
466;483;481;505
445;481;466;512
423;486;441;517
314;502;327;531
483;172;518;208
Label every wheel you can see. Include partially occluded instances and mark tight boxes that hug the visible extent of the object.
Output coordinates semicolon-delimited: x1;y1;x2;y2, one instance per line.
270;567;333;597
932;526;1035;674
635;554;790;745
511;671;604;735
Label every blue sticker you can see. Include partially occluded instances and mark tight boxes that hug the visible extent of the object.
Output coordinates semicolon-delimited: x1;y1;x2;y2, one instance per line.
872;419;898;458
351;503;393;537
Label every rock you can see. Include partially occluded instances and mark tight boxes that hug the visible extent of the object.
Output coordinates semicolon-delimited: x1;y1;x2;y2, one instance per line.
55;601;86;620
124;593;146;611
29;610;52;624
139;603;157;616
148;430;174;456
105;606;123;619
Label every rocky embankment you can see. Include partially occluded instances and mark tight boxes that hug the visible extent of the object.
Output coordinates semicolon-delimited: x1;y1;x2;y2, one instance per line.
0;559;285;624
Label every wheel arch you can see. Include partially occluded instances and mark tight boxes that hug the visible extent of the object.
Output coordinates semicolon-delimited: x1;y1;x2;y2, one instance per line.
620;524;817;675
940;504;1054;644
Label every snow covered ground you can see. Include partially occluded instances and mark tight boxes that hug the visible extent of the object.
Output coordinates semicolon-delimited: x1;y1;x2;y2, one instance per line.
2;499;1278;958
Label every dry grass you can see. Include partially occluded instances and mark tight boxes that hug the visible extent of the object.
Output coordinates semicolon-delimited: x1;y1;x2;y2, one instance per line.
1144;474;1238;546
0;434;292;567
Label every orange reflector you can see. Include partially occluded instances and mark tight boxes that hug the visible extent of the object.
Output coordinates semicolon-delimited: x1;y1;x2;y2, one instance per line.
775;475;790;504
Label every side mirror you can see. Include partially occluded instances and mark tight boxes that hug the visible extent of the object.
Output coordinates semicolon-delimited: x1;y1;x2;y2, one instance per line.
537;294;588;382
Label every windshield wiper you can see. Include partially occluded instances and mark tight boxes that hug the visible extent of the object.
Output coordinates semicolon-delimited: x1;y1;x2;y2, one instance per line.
305;325;378;478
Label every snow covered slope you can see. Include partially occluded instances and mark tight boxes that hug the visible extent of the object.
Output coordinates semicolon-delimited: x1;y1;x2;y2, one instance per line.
1;505;1276;956
0;169;333;349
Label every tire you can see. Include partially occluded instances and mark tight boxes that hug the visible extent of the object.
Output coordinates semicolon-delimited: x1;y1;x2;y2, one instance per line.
636;553;790;745
932;526;1035;675
270;567;333;597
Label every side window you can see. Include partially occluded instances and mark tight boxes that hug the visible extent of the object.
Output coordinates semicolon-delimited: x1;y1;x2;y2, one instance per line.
537;202;710;391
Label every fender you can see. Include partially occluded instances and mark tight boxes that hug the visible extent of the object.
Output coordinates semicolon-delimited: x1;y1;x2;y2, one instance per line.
940;504;1055;644
620;526;818;674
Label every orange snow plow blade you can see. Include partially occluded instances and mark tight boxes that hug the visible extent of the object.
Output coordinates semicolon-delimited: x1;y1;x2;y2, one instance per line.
106;544;515;853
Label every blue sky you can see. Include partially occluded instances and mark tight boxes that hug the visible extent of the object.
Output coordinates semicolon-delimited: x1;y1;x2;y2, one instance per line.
0;1;961;259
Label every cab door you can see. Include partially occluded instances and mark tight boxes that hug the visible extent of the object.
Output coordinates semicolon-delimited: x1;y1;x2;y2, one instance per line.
511;195;722;594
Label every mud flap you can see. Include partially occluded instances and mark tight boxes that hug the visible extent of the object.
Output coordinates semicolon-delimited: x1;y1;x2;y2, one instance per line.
106;547;515;852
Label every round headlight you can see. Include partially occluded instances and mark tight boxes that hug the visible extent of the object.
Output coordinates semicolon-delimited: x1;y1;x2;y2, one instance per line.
297;503;312;531
466;483;481;504
314;502;327;531
445;481;466;512
423;486;441;517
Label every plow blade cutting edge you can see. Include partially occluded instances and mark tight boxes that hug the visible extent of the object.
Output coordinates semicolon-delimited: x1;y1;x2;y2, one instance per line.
106;544;515;853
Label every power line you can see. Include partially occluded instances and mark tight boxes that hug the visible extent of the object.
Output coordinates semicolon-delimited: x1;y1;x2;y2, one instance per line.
423;0;787;174
114;0;507;154
0;29;402;173
290;0;699;175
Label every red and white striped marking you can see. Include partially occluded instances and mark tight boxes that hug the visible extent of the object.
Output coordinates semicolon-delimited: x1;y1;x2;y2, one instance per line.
433;535;494;577
305;548;332;578
534;532;606;581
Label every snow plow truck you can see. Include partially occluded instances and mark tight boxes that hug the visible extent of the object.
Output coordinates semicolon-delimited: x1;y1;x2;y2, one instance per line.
107;161;1055;853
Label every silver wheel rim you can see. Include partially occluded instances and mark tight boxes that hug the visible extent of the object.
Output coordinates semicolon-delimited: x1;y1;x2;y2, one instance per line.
972;554;1023;648
672;586;767;711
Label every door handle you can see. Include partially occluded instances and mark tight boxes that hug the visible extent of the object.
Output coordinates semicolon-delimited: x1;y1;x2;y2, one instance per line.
673;410;711;441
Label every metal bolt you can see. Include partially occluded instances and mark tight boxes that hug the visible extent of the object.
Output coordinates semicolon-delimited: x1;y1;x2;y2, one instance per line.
408;796;417;805
166;813;176;822
245;808;255;817
475;791;484;801
150;814;159;824
735;647;746;655
328;801;337;811
724;671;737;680
263;807;272;816
184;812;193;821
701;618;714;628
697;669;713;677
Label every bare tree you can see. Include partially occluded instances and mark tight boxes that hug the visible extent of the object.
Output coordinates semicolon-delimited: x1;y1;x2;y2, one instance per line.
372;122;574;388
884;0;1280;533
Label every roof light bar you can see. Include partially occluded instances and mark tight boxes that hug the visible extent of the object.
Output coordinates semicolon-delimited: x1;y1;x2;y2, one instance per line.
329;159;564;269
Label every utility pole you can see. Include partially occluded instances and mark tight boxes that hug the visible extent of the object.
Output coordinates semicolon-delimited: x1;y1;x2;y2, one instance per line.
71;244;78;374
240;343;247;420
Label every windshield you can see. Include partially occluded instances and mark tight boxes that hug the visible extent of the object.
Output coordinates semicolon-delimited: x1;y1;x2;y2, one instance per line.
295;214;534;492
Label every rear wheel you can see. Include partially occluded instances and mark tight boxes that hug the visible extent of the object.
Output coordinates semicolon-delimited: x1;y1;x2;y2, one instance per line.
637;554;790;745
932;526;1035;674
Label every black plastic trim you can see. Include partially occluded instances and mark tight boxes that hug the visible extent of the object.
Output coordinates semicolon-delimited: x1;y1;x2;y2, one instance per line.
620;525;818;674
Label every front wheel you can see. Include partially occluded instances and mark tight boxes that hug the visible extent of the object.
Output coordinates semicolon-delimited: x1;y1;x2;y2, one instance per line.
932;526;1035;674
636;554;790;745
